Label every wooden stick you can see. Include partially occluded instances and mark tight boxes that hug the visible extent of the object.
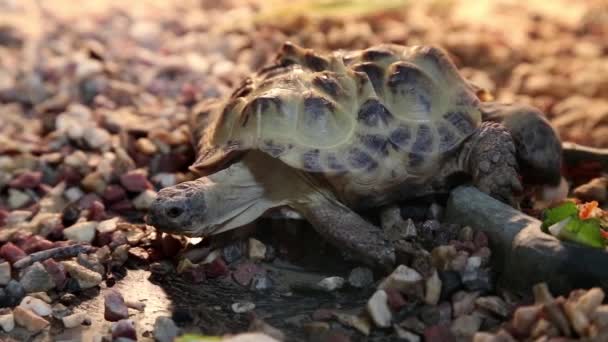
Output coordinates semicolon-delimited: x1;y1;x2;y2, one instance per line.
445;186;608;295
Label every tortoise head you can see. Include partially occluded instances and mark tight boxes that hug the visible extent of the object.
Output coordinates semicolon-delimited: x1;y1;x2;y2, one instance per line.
147;155;287;238
147;178;212;237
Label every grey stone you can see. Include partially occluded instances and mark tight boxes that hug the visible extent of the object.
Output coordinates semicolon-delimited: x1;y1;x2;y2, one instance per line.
348;267;374;288
19;262;55;293
154;316;179;342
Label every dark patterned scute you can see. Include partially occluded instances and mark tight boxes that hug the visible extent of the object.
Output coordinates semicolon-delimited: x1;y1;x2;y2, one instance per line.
444;111;475;135
231;79;253;98
437;124;457;151
261;139;286;157
361;48;394;61
302;149;323;171
304;52;329;71
313;73;342;97
411;124;433;154
258;64;292;80
408;152;425;168
241;96;282;126
357;99;393;127
387;62;426;94
348;147;378;171
389;126;411;149
327;153;347;171
352;62;385;95
304;95;335;120
359;134;389;156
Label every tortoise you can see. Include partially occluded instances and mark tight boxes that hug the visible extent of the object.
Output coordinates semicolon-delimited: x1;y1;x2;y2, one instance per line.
147;42;562;269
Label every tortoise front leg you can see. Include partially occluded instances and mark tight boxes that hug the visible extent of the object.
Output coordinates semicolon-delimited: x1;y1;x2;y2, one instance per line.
294;195;395;271
461;121;523;206
480;102;562;187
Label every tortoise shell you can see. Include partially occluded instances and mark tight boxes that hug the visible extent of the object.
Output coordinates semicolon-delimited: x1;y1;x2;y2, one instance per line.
190;42;481;179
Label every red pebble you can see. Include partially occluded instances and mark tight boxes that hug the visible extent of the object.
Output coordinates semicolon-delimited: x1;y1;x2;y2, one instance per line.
385;288;407;311
87;200;106;221
205;257;228;278
182;264;206;283
109;199;134;213
161;234;183;258
0;242;27;264
474;231;489;249
20;236;54;254
120;171;152;192
0;209;8;227
424;324;456;342
104;289;129;322
312;308;334;321
232;261;263;287
43;259;67;290
59;166;83;185
78;193;103;210
112;319;137;340
102;185;127;203
9;171;42;189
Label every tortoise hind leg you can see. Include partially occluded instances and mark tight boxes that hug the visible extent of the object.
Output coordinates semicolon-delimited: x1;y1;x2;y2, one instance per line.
480;102;562;187
294;195;395;270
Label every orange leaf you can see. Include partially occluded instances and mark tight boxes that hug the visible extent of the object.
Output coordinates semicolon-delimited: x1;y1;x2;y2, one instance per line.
580;201;599;220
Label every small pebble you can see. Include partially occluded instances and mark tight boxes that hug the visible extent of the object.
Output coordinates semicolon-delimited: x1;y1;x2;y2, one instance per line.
222;243;244;264
9;171;42;189
0;242;27;264
425;270;442;305
475;296;509;318
451;314;482;339
43;259;67;290
104;289;129;321
120;170;151;192
0;311;14;332
452;291;480;317
232;301;255;313
19;296;52;316
62;260;102;289
133;189;157;210
317;276;345;292
154;316;179;342
367;290;392;328
379;265;423;292
348;267;374;288
248;238;267;261
8;189;31;209
0;262;11;285
13;306;49;332
112;319;137;340
62;311;88;328
63;221;98;243
19;262;55;293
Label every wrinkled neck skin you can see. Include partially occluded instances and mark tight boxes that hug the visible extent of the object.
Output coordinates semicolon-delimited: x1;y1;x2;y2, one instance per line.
197;151;324;236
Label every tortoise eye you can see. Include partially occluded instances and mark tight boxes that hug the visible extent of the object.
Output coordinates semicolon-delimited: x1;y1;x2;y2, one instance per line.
167;206;184;218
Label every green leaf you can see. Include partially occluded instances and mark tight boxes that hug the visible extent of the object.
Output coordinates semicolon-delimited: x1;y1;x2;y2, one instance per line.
567;218;605;248
542;202;578;231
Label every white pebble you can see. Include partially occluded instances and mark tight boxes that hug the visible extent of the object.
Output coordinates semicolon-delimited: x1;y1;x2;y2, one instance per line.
20;296;52;317
231;302;255;313
62;312;88;328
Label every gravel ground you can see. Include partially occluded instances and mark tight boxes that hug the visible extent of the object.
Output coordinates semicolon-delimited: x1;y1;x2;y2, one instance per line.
0;0;608;341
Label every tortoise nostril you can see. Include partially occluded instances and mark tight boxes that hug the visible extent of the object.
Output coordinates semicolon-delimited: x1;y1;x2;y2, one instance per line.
166;206;184;218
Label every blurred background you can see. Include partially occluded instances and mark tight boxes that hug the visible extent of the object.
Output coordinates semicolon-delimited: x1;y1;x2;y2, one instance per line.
1;0;607;157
